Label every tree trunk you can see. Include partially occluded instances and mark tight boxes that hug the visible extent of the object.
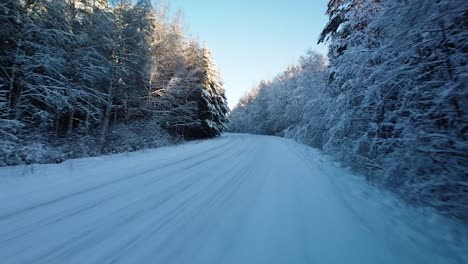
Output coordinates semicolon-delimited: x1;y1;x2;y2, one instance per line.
67;109;74;136
124;101;130;123
113;110;117;125
439;22;454;81
100;77;113;146
55;112;60;135
7;67;20;119
84;112;90;135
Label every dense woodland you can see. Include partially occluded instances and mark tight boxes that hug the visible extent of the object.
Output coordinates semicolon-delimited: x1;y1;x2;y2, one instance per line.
0;0;466;222
230;0;467;221
0;0;229;166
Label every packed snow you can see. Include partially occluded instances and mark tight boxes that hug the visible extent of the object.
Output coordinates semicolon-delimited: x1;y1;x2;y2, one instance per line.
0;134;466;264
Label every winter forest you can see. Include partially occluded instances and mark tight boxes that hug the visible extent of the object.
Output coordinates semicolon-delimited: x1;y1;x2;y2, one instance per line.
0;0;467;224
0;0;467;262
0;0;229;165
229;0;467;221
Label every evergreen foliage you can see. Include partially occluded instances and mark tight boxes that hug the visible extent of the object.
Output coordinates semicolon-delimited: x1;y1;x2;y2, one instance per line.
0;0;229;166
229;0;467;221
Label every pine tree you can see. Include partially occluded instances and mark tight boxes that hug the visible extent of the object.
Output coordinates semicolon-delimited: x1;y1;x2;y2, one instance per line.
228;51;328;142
64;0;113;139
321;0;467;220
199;46;229;135
0;0;229;165
0;0;35;122
110;0;153;124
174;42;229;139
317;0;383;173
363;0;468;219
0;0;29;165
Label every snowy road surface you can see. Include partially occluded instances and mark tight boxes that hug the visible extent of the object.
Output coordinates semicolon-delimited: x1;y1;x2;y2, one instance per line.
0;134;466;264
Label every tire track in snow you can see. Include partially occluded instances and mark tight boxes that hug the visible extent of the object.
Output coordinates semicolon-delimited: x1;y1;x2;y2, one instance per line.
98;141;260;264
0;136;238;222
0;137;241;247
9;136;251;264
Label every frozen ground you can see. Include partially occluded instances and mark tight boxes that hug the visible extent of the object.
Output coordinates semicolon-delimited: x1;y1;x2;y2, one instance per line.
0;134;466;264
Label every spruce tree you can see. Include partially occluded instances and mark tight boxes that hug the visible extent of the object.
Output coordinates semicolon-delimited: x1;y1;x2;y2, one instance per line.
199;46;229;136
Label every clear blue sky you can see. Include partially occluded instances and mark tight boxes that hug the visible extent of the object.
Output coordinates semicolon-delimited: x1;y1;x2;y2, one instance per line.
169;0;329;107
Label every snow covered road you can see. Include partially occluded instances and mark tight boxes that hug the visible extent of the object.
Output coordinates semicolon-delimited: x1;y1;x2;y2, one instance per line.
0;134;466;264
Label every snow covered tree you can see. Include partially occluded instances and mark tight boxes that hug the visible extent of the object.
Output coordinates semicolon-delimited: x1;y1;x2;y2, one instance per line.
149;66;199;136
100;0;153;144
0;0;29;165
198;46;229;135
0;0;27;119
321;0;467;220
318;0;383;173
62;0;113;137
360;0;468;219
0;0;228;165
231;0;466;221
229;51;328;144
177;42;229;138
0;0;109;164
148;7;185;94
285;52;329;148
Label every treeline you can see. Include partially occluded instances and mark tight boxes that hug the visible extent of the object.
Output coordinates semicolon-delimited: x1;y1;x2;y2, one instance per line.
0;0;229;166
229;0;467;221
